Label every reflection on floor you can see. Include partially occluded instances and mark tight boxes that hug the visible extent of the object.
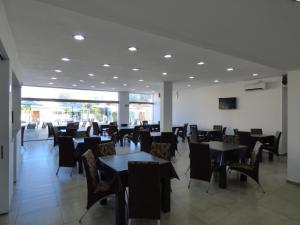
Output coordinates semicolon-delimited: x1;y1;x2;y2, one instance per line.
1;139;300;225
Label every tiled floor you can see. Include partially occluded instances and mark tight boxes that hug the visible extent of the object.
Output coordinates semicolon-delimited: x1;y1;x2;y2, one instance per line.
1;137;300;225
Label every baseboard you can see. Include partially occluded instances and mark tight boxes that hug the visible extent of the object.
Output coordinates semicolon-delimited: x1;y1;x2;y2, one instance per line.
287;179;300;186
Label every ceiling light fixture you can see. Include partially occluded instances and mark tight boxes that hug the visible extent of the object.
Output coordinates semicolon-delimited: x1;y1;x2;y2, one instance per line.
91;85;95;88
128;46;137;52
100;81;105;84
61;57;70;62
51;77;57;80
214;79;219;83
72;84;77;87
79;80;84;82
88;73;95;77
187;84;191;87
189;76;195;79
162;72;167;76
146;85;150;88
164;54;172;59
103;64;111;67
48;82;54;85
113;76;119;79
112;88;115;90
138;79;144;82
252;73;259;77
226;68;234;71
123;83;127;86
73;34;85;41
197;61;205;65
54;69;62;73
132;68;140;71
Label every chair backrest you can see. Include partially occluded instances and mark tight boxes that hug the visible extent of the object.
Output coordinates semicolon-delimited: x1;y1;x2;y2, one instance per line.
66;128;77;138
128;161;160;220
132;126;141;141
58;136;76;167
84;136;102;153
150;142;171;160
111;131;119;145
183;123;188;136
213;125;223;131
94;142;116;157
223;135;239;144
237;131;253;149
47;122;54;137
108;125;118;136
139;131;152;153
250;128;263;135
92;122;100;135
190;124;198;133
190;126;199;143
250;141;263;167
189;142;212;182
86;126;91;137
273;131;282;154
161;132;177;157
82;150;100;196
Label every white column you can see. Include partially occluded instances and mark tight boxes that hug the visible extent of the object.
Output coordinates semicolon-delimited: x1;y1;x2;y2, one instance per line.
118;91;129;125
160;82;173;132
287;70;300;184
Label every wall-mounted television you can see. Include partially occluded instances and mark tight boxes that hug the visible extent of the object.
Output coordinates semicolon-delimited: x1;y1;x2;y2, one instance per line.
219;97;237;110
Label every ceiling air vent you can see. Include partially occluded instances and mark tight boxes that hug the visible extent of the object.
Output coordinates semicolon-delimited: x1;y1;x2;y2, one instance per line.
244;80;266;91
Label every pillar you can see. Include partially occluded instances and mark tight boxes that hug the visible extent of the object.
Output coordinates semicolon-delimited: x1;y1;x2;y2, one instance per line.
118;91;129;125
160;82;172;132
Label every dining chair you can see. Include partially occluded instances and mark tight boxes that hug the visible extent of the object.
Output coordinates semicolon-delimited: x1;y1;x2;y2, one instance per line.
47;122;54;138
263;131;282;160
92;122;100;135
139;131;152;153
250;128;263;135
66;128;77;138
56;136;79;176
85;125;91;137
237;131;254;156
223;135;240;144
161;132;178;157
79;150;115;223
213;125;223;131
128;161;160;225
188;142;215;192
93;142;116;157
150;142;171;160
126;126;141;145
229;141;265;193
84;136;102;153
178;123;188;142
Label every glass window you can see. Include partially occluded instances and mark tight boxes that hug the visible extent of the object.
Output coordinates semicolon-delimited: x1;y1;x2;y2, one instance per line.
129;103;153;126
129;93;153;103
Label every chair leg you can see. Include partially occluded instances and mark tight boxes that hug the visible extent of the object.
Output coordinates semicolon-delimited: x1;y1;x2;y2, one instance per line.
56;167;60;176
188;180;191;189
157;220;161;225
79;210;88;223
206;173;214;193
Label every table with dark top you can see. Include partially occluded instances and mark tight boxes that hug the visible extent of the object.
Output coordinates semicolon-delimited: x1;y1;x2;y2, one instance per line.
74;135;112;173
99;151;179;225
203;141;248;189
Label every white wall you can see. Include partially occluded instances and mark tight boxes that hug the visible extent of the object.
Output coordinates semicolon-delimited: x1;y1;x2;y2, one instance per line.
287;70;300;184
173;77;282;136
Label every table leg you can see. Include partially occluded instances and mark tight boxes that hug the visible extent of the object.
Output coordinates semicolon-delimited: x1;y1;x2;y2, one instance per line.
218;166;227;189
161;178;171;212
116;188;126;225
78;159;83;174
268;152;274;161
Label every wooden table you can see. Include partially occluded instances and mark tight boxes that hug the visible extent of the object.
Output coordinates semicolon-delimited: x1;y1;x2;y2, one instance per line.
203;141;248;189
99;152;179;225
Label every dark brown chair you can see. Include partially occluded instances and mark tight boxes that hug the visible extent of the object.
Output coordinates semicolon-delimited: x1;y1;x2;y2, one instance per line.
85;126;91;137
229;141;265;193
139;131;152;153
47;122;54;138
53;126;61;146
84;137;102;153
127;126;140;145
56;136;79;176
237;131;254;155
213;125;223;131
150;142;171;160
66;128;77;138
263;131;282;160
161;132;178;157
128;161;160;225
250;128;263;135
178;123;188;142
93;142;116;157
92;122;100;135
108;125;118;136
188;142;215;192
79;150;115;223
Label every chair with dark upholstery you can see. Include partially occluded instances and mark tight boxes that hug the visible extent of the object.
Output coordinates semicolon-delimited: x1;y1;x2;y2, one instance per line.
263;131;282;160
188;142;215;192
92;122;100;135
47;122;54;138
229;141;265;193
127;126;140;145
56;136;79;176
128;161;160;225
223;135;240;144
93;142;116;157
85;126;91;137
190;126;206;143
178;123;188;142
139;131;152;153
108;125;118;136
66;128;77;138
237;131;254;156
250;128;263;135
160;132;178;157
150;142;171;160
213;125;223;131
79;150;115;223
53;126;61;146
84;136;102;153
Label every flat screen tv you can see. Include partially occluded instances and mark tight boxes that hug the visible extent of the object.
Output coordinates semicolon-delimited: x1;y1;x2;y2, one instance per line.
219;97;237;110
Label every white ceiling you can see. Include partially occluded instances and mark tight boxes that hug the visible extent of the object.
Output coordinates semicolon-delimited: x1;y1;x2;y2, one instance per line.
4;0;288;93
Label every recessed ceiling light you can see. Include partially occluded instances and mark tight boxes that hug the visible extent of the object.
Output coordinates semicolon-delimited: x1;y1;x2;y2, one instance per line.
214;79;219;83
162;72;167;76
72;84;77;87
61;57;70;62
79;80;84;82
88;73;95;77
189;76;195;79
197;61;205;65
132;68;140;71
91;85;95;88
252;73;259;77
123;83;127;86
187;84;191;87
128;46;137;52
138;79;144;82
112;88;115;90
48;82;54;85
152;90;155;93
113;76;119;79
164;54;172;59
73;34;85;41
100;81;105;84
226;68;234;71
50;77;57;80
54;69;62;73
103;64;111;67
146;85;150;88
